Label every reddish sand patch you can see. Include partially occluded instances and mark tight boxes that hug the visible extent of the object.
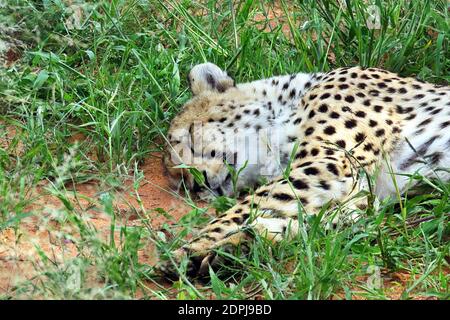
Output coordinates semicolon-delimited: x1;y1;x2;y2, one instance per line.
332;268;447;300
0;120;24;156
253;2;293;36
0;154;198;297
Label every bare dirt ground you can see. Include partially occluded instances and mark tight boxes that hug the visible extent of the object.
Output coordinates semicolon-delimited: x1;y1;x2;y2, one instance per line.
0;152;196;297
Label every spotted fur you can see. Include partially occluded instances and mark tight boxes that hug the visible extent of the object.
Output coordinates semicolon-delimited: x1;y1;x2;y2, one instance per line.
160;63;450;277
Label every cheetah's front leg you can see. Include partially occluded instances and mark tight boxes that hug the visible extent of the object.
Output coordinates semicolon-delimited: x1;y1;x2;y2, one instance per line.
158;148;365;278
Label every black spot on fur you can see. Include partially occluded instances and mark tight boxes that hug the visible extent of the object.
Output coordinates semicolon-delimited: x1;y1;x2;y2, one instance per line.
400;135;441;170
273;193;294;201
294;117;303;125
373;105;383;112
305;127;315;136
345;95;355;103
211;227;223;233
375;129;385;137
319;180;330;190
256;190;269;197
326;163;339;176
355;132;366;143
232;217;243;224
345;119;357;129
330;112;340;119
342;106;351;112
292;179;309;190
290;89;296;98
298;161;313;168
418;118;432;127
318;104;328;113
296;149;308;159
355;111;366;118
336;140;346;148
387;87;396;94
324;126;336;135
440;121;450;129
299;197;309;205
430;108;442;115
428;152;443;165
304;167;319;175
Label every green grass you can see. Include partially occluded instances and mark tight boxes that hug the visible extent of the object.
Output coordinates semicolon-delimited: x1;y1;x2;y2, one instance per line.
0;0;449;299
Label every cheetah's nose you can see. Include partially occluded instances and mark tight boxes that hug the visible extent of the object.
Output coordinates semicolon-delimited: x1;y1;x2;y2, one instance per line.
215;187;224;196
156;249;216;280
192;179;203;193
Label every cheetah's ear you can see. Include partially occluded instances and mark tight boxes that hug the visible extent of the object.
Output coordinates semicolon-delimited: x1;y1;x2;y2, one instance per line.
187;62;235;95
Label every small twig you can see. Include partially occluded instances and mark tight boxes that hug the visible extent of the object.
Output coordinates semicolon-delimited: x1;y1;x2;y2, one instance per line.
388;212;450;237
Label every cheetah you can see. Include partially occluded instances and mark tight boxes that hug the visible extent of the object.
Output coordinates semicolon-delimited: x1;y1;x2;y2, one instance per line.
160;62;450;278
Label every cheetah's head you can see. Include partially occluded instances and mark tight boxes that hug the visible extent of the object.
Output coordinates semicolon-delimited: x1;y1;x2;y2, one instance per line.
163;63;285;200
163;63;240;200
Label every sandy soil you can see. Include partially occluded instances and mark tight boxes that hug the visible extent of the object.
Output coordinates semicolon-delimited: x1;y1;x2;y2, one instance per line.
0;153;196;297
253;2;293;36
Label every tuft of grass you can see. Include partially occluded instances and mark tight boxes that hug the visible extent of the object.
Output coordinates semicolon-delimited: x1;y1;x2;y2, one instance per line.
0;0;449;299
